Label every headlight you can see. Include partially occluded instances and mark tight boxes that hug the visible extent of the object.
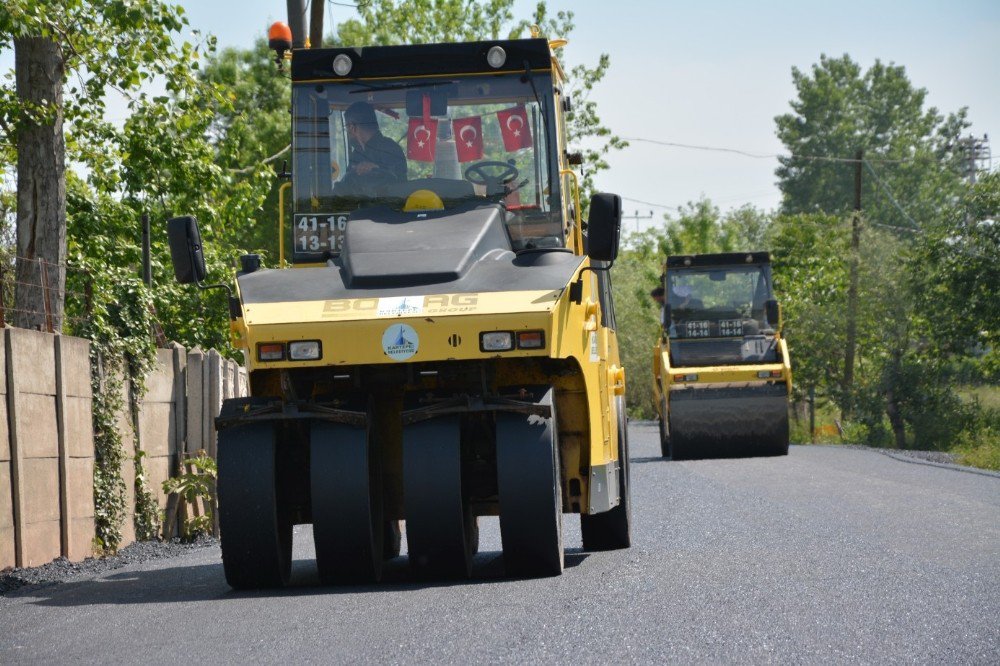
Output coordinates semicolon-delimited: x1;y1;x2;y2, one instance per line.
480;331;513;352
289;340;322;360
332;53;353;76
486;45;506;69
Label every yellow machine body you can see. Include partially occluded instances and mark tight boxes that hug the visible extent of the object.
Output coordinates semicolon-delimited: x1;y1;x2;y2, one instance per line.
652;252;792;459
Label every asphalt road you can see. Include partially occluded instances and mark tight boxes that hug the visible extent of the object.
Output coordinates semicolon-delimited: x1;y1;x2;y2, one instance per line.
2;424;999;664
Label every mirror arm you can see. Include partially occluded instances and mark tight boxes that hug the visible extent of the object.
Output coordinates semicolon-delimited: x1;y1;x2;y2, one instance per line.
194;281;242;321
569;262;614;305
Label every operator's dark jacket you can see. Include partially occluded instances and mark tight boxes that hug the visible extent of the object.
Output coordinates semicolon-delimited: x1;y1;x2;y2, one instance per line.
349;132;407;183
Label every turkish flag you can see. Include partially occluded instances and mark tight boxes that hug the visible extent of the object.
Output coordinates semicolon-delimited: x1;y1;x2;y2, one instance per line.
407;117;438;162
497;105;532;151
452;116;484;163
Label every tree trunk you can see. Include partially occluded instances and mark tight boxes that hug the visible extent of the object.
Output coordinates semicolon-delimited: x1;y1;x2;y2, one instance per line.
13;36;66;332
885;347;907;449
885;387;907;449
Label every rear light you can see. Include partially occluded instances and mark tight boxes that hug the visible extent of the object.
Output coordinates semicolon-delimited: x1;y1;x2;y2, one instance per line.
258;343;285;361
758;370;783;378
673;373;698;382
480;331;514;351
289;340;321;361
516;330;545;349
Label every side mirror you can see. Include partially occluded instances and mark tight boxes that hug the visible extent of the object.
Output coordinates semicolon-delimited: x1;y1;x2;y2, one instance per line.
586;193;622;262
167;216;207;284
765;299;781;327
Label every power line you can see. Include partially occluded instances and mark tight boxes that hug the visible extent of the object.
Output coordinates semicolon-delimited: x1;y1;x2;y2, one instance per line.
624;136;917;164
862;160;922;231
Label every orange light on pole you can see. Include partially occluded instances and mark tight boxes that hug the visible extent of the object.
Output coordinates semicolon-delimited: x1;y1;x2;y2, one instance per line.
268;22;293;67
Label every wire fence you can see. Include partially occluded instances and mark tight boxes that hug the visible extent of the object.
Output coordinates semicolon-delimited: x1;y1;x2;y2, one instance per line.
0;253;166;345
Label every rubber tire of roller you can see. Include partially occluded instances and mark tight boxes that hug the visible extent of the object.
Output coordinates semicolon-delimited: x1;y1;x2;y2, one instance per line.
497;387;565;577
218;422;292;590
403;416;475;579
581;396;632;550
311;420;383;584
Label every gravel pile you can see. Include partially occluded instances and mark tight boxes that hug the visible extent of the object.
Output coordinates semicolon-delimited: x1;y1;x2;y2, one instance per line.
0;536;217;596
885;448;958;465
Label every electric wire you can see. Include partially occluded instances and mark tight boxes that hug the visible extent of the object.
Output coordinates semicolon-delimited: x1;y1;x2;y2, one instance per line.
624;136;924;165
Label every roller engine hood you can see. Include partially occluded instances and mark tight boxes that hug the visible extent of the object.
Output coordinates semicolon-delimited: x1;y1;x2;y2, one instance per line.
237;203;584;323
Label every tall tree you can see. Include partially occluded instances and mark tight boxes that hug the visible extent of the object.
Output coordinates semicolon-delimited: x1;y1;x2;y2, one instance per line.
775;54;967;227
0;0;190;331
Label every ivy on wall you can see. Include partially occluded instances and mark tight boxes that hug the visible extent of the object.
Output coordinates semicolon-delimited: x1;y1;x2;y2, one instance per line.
72;264;159;553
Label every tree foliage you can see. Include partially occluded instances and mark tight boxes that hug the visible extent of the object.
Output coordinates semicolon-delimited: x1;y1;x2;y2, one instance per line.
775;54;968;228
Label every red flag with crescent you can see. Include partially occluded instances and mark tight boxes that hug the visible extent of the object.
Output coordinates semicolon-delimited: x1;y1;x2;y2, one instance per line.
452;116;484;163
407;117;438;162
497;105;532;151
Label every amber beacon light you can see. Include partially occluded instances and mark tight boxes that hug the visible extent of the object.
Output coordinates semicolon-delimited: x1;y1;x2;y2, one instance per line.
268;21;293;65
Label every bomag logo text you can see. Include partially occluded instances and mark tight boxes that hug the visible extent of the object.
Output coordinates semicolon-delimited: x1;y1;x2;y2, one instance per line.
424;294;478;314
322;294;479;317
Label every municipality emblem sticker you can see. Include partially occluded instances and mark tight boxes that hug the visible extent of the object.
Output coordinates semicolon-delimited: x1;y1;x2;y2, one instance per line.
382;323;419;361
377;296;423;317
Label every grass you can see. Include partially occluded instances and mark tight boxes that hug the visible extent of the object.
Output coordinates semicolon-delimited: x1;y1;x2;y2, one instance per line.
956;385;1000;411
791;387;1000;472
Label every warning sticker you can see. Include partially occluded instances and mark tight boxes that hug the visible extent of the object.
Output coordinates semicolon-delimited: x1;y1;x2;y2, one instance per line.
590;331;600;362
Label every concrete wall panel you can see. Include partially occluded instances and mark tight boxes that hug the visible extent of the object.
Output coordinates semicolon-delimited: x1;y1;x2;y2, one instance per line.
9;328;56;396
139;402;174;458
65;457;94;519
0;463;13;566
63;396;94;459
145;455;172;509
185;350;204;455
66;517;94;561
144;350;175;403
18;393;58;459
0;401;8;463
59;336;92;398
21;520;60;567
0;526;13;569
21;457;60;524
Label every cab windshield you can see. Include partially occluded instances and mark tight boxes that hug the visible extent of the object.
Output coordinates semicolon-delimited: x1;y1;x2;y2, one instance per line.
291;72;561;260
667;266;774;339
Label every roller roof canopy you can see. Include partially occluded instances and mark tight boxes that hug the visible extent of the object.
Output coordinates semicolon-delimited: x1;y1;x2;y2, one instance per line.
666;252;771;268
291;38;552;81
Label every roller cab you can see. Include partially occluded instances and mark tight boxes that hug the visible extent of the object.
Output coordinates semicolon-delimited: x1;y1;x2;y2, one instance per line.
653;252;792;459
168;37;630;588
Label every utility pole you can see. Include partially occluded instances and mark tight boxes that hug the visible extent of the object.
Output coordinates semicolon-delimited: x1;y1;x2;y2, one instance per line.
621;210;654;234
286;0;307;49
958;134;990;185
842;149;862;420
309;0;325;48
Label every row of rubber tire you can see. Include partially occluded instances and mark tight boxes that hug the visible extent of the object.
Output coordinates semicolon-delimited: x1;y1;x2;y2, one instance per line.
217;388;631;589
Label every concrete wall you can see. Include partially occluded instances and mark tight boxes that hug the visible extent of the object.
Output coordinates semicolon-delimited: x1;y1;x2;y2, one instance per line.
0;332;246;569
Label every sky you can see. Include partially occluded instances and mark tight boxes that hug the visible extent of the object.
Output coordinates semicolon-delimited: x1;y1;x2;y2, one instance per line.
4;1;999;233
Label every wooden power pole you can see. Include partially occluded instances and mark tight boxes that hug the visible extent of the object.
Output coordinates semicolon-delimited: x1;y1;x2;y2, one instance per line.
841;149;863;419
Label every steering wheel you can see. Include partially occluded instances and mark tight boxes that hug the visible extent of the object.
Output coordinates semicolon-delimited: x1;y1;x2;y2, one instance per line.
464;160;519;197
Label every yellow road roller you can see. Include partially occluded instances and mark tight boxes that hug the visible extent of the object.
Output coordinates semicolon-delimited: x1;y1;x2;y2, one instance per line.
653;252;792;460
167;36;630;588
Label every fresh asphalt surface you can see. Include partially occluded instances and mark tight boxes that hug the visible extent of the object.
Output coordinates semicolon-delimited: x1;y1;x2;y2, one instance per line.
2;423;998;664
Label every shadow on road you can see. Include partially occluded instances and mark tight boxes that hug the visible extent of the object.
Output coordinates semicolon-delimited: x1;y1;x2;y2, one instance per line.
15;549;590;607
